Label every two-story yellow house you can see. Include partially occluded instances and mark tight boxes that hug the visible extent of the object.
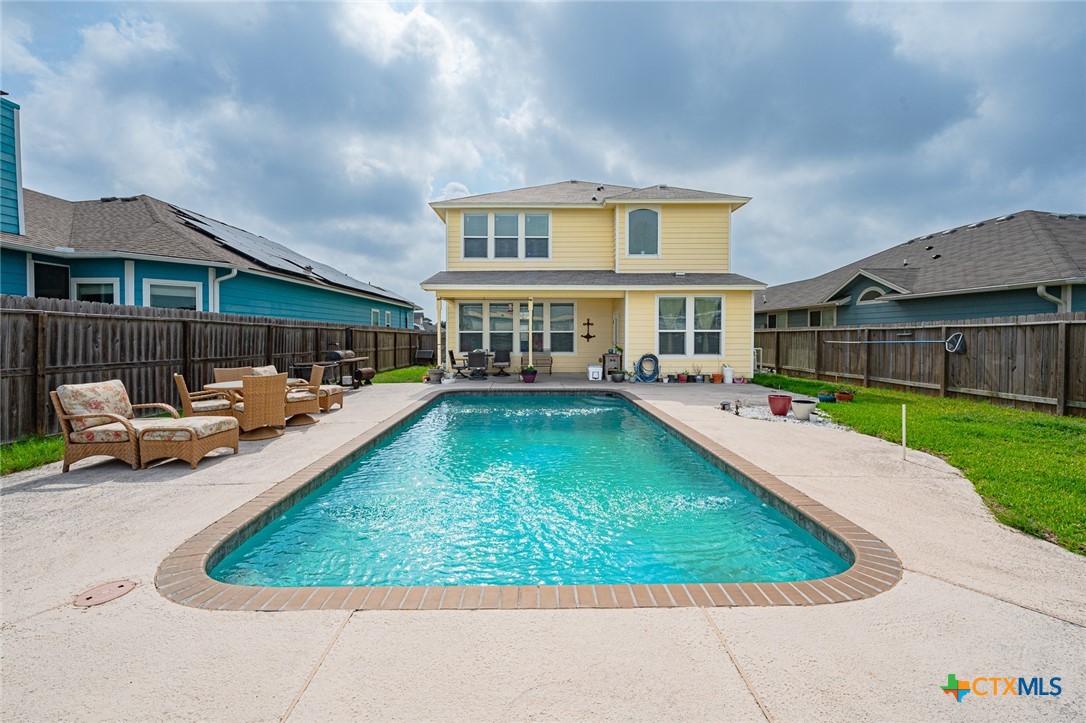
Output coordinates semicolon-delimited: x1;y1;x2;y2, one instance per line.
420;180;764;377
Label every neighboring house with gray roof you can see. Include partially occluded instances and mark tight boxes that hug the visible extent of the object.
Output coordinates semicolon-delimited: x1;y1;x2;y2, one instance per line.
755;211;1086;329
0;189;417;326
421;179;764;376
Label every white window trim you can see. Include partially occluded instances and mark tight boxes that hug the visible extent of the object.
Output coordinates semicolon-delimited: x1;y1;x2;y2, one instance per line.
71;277;120;304
460;211;551;261
654;294;725;357
456;300;577;355
856;286;887;305
384;310;392;327
625;206;662;258
808;309;823;328
142;278;203;311
766;313;778;329
371;309;380;326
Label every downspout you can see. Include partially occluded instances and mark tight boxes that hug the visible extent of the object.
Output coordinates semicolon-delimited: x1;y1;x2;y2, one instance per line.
1036;285;1066;313
527;297;534;369
213;268;239;313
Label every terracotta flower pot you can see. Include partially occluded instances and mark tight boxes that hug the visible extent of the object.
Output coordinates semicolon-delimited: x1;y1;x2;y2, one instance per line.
767;394;792;416
712;373;723;383
835;391;854;402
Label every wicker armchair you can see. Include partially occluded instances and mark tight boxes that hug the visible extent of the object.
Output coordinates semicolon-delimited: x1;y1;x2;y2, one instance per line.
173;374;234;417
51;380;239;472
284;366;321;425
213;366;254;383
232;373;287;439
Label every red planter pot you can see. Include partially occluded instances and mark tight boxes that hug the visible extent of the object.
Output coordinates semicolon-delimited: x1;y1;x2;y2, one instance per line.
767;394;793;416
835;391;854;402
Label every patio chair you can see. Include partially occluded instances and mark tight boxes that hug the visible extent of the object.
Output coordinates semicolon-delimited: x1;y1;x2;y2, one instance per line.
492;349;511;377
284;366;322;425
213;366;254;383
232;373;287;439
448;350;470;379
533;351;553;375
467;349;489;379
173;374;234;417
251;365;279;376
51;379;238;472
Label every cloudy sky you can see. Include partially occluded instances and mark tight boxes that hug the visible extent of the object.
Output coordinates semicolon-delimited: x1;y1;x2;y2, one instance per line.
3;1;1083;315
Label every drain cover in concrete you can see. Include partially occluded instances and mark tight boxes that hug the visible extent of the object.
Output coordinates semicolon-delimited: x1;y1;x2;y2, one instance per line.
74;580;136;607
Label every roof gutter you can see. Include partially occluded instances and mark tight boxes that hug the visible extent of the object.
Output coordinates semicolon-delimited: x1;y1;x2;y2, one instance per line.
1036;284;1067;313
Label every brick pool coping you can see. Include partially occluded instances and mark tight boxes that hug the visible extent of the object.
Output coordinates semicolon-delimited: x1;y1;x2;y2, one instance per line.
155;389;902;611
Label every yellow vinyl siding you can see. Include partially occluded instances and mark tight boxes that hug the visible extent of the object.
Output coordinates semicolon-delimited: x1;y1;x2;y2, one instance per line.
625;289;754;376
617;204;730;273
446;209;613;271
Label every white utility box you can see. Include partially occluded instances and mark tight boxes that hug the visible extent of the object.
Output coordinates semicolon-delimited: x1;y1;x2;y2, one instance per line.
587;364;603;381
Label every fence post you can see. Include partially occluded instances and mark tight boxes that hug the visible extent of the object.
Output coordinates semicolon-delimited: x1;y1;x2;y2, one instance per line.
265;324;274;367
1055;321;1068;416
182;320;193;384
774;330;781;374
862;327;871;387
813;329;821;380
34;312;47;436
939;325;949;397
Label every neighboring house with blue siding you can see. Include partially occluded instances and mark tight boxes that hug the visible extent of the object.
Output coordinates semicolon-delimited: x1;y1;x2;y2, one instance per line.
1;95;23;235
755;211;1086;328
0;189;417;325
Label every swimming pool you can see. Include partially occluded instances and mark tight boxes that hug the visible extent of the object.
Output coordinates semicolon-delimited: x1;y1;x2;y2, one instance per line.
211;395;849;587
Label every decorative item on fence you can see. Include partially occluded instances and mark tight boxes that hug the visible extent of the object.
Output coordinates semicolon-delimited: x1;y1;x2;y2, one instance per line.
581;318;595;341
824;331;966;354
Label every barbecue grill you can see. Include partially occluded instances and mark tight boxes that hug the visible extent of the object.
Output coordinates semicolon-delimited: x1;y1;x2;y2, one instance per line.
325;349;371;388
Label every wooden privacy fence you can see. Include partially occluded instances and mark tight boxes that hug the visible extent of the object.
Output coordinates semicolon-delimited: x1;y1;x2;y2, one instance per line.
754;312;1086;417
0;295;423;442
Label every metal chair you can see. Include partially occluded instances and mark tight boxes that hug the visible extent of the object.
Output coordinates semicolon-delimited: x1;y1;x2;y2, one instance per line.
467;350;489;379
492;349;511;377
448;350;470;379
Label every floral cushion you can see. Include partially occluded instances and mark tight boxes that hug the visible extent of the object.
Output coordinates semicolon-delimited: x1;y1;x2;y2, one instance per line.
57;380;133;431
69;423;132;444
136;416;238;442
251;365;279;376
287;391;317;402
191;398;231;412
319;385;344;396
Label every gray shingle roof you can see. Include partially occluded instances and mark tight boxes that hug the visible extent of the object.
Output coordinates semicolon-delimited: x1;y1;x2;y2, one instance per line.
759;211;1086;311
1;189;413;305
430;180;749;207
421;270;764;288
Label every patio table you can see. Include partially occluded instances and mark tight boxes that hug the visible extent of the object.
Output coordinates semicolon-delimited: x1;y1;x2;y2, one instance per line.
204;379;316;428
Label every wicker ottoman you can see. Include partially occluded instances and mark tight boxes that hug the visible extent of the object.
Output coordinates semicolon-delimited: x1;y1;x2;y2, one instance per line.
137;416;240;469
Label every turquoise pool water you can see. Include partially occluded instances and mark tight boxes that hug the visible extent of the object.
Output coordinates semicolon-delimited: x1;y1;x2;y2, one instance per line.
211;395;849;586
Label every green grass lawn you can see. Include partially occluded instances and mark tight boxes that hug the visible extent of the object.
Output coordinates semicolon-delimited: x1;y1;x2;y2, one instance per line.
1;435;65;476
372;365;431;383
754;373;1086;555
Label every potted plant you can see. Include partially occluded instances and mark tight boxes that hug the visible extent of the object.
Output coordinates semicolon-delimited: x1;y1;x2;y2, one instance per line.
767;393;792;416
834;387;855;402
711;372;723;384
691;365;703;383
626;369;637;383
817;389;837;403
665;373;676;383
677;371;688;383
520;365;537;383
610;369;626;383
428;367;446;383
791;398;817;421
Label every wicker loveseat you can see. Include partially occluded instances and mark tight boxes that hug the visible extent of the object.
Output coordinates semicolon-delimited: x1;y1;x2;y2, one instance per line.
51;380;239;472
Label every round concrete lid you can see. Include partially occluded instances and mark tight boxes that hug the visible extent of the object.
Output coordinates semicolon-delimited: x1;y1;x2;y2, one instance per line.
74;580;136;607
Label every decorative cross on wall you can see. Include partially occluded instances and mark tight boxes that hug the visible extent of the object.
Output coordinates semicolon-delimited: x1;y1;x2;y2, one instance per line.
581;318;595;341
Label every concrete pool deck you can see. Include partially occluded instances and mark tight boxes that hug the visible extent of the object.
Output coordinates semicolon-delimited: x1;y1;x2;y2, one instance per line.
2;377;1084;721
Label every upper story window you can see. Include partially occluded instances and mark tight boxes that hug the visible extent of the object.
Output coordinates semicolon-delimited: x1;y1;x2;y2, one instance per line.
808;309;823;327
73;278;119;304
371;309;380;326
461;212;550;260
145;280;200;310
766;314;778;329
627;208;659;256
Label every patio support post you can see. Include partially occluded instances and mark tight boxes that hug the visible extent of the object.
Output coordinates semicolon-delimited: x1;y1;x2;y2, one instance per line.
528;297;534;368
435;296;443;369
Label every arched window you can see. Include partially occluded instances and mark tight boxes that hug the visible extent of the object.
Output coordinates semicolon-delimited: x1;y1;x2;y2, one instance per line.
857;287;885;305
628;208;659;255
